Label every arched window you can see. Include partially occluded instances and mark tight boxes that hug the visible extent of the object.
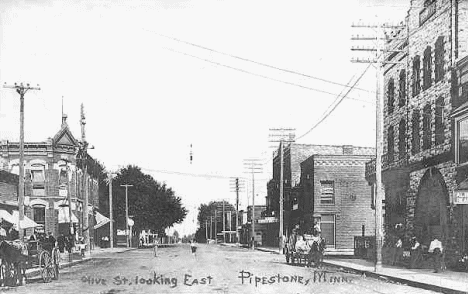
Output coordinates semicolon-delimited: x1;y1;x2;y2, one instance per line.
435;36;445;83
399;119;406;160
423;46;432;90
398;69;406;107
435;97;445;145
412;56;421;97
388;78;395;114
423;104;432;150
388;126;394;163
412;110;421;154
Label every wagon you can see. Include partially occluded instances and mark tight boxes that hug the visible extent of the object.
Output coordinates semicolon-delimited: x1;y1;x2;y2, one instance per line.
0;240;61;286
285;234;326;268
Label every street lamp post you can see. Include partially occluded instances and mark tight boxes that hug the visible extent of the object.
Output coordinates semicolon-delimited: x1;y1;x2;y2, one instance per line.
121;184;133;248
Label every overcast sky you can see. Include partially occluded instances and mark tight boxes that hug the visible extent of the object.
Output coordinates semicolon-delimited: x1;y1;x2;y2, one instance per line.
0;0;409;236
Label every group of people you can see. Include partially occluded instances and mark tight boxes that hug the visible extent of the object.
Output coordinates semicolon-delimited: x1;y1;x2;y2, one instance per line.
391;235;445;273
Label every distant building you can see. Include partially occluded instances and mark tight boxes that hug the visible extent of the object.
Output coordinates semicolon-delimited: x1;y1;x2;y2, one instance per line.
0;170;18;211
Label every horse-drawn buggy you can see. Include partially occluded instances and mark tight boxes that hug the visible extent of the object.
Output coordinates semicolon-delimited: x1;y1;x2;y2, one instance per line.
0;239;61;286
285;233;326;268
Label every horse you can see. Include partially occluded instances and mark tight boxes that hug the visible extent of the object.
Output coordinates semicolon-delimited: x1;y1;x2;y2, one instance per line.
307;237;326;268
0;240;28;286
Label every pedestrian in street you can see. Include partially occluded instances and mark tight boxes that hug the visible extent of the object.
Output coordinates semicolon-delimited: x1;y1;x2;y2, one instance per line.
190;239;197;257
153;239;159;257
409;236;422;269
429;236;443;273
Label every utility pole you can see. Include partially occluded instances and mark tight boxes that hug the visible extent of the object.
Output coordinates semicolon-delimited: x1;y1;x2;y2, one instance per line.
269;128;295;254
3;83;40;240
230;177;244;244
210;215;213;240
205;219;208;241
351;20;406;272
243;159;263;250
108;172;114;248
121;184;133;248
222;200;226;243
80;104;93;255
214;210;217;243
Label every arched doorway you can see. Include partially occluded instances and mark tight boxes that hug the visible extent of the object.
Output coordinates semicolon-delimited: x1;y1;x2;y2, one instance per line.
414;168;449;245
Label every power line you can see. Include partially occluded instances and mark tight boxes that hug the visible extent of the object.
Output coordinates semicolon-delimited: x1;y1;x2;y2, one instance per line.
148;30;374;94
296;62;373;141
163;46;374;104
138;166;270;181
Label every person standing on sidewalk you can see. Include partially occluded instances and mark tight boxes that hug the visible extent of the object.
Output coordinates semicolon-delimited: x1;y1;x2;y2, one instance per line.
190;239;197;257
429;236;443;273
391;238;403;266
409;237;422;269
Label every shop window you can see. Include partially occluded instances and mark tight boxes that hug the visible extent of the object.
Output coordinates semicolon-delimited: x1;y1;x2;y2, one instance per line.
435;36;444;83
412;56;421;97
320;214;335;247
33;205;46;226
387;78;395;114
412;110;421;154
423;46;432;90
320;181;334;205
457;116;468;164
398;119;406;160
387;126;394;163
423;104;432;150
435;97;444;145
398;69;406;107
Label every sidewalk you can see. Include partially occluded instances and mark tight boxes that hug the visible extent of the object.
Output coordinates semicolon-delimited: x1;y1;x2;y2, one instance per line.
254;246;468;294
25;246;136;279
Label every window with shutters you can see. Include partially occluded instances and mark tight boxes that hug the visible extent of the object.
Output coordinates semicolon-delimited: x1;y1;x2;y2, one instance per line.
435;97;444;145
320;181;334;205
388;78;395;114
412;56;421;97
435;36;444;83
423;104;432;150
388;126;394;163
423;46;432;90
399;119;406;160
399;69;406;107
412;110;421;154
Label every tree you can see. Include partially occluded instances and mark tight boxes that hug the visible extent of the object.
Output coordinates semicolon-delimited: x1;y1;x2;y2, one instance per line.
195;200;236;242
104;165;187;235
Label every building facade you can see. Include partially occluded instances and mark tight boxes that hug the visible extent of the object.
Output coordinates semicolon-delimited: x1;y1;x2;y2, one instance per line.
366;0;468;267
0;115;100;243
299;149;375;255
0;170;18;211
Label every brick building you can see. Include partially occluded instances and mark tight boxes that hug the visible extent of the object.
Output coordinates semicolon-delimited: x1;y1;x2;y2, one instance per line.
365;0;468;266
298;149;375;255
0;114;101;243
265;144;374;248
0;170;18;211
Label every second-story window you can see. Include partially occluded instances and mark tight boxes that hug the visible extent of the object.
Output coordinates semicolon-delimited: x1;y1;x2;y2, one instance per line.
435;97;445;145
399;69;406;107
457;117;468;164
31;164;45;197
388;78;395;114
399;119;406;160
412;56;421;97
423;46;432;90
388;126;394;163
435;36;445;83
412;110;421;154
423;104;432;150
320;181;334;205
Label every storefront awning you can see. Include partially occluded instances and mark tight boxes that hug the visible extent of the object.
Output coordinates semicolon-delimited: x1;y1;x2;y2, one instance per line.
0;210;16;224
12;210;40;229
93;211;111;229
58;207;79;223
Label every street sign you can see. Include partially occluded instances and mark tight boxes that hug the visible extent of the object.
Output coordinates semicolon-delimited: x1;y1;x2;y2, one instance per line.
454;190;468;205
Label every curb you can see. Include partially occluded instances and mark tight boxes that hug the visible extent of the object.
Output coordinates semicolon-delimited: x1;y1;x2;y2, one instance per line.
322;261;466;294
256;248;280;255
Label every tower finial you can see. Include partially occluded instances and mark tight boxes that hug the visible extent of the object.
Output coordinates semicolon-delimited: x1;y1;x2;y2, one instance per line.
80;103;86;143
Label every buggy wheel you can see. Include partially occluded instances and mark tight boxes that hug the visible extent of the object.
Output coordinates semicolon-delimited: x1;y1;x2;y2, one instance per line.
52;248;60;280
39;251;54;283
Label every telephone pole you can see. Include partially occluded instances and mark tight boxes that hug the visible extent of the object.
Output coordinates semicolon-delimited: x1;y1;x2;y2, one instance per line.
108;172;115;248
222;200;226;243
269;128;295;254
351;20;406;272
3;82;40;240
230;177;245;244
120;184;133;248
243;159;263;250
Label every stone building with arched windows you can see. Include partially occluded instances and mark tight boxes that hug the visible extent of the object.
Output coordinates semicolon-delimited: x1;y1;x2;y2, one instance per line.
365;0;468;267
